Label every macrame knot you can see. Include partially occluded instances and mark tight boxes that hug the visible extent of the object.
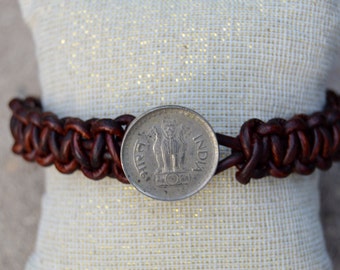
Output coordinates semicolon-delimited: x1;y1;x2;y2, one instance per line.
235;118;268;184
233;109;340;184
9;97;135;183
8;90;340;185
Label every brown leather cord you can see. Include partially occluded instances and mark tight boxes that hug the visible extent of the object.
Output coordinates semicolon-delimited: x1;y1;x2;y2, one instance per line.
9;90;340;185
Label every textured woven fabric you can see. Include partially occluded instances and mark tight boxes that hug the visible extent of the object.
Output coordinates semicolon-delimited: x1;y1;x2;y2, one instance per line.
18;1;340;269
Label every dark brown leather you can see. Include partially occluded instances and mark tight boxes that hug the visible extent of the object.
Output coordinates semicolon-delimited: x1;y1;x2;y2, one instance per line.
9;90;340;184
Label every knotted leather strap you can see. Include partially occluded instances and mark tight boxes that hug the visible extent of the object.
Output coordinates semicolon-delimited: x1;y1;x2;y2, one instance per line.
9;90;340;184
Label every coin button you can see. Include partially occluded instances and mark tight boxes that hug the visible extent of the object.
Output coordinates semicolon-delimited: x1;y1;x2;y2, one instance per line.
121;106;219;201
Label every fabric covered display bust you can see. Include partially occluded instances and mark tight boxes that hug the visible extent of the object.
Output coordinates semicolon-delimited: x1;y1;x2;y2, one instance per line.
17;0;340;269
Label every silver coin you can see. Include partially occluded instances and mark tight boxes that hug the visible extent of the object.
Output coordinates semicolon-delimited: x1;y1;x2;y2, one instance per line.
121;106;219;201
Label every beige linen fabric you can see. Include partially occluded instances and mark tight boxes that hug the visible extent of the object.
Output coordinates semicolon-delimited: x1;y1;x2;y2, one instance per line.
18;0;340;269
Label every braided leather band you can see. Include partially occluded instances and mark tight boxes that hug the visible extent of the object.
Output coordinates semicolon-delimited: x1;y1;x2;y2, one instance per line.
9;90;340;185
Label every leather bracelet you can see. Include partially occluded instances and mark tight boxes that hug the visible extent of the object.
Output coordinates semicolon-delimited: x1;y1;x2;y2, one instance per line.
9;90;340;200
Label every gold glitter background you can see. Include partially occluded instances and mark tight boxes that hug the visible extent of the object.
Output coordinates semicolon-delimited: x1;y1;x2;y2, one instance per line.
0;0;340;269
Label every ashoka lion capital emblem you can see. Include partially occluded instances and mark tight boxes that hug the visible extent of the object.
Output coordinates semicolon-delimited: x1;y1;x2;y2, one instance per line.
121;105;219;201
150;119;190;187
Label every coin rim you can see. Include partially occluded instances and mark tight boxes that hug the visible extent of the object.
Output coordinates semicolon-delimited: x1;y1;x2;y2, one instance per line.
120;105;219;201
